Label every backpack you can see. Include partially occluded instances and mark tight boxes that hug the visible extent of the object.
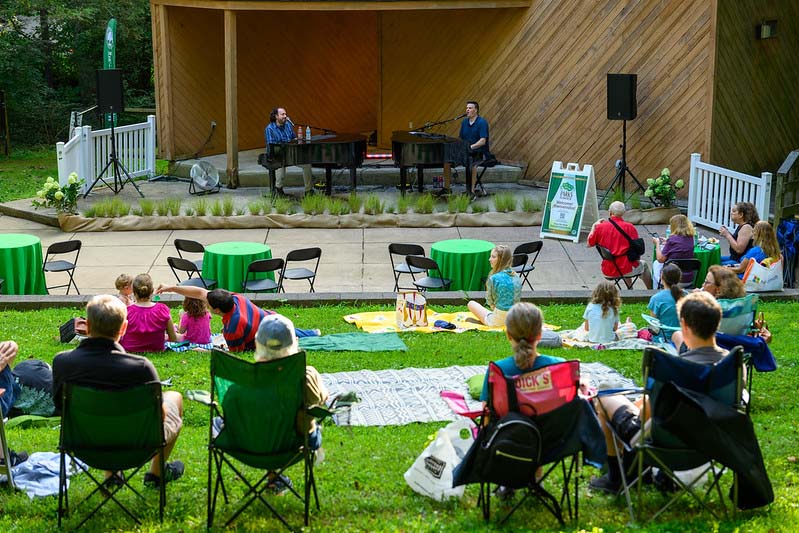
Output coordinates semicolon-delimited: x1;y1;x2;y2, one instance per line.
470;412;542;488
608;218;646;262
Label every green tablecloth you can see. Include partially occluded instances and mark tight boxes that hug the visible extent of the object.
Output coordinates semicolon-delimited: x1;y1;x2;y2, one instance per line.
202;242;273;292
0;234;47;295
430;239;495;291
653;243;721;288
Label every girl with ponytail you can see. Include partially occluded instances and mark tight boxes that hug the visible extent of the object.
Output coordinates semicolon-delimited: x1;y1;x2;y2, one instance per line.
646;263;686;330
479;302;564;402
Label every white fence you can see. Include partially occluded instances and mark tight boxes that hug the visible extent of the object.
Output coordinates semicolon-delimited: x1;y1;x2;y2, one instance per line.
687;152;772;230
56;115;156;194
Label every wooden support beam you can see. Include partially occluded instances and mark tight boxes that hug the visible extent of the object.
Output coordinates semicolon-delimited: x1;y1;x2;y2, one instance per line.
224;9;239;188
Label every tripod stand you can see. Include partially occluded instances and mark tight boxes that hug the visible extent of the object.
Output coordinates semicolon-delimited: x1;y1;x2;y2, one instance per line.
83;108;144;198
599;119;647;206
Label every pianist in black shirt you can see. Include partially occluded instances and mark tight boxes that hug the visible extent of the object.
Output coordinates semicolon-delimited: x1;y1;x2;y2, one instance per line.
264;107;314;196
460;100;490;185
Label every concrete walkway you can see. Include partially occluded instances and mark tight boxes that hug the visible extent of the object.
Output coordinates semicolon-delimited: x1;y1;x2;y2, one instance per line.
0;211;703;296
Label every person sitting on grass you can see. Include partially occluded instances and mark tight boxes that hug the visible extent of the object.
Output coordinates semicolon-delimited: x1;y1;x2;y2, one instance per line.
589;291;728;494
120;274;177;353
0;340;29;467
581;281;621;344
53;295;185;488
467;245;521;326
115;273;134;306
647;263;686;338
155;285;320;352
176;296;212;345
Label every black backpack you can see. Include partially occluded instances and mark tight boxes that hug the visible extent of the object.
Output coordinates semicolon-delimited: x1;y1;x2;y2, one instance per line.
458;411;542;489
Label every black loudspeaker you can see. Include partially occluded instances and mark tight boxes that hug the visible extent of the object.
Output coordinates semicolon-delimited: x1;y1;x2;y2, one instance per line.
607;73;637;121
96;69;124;114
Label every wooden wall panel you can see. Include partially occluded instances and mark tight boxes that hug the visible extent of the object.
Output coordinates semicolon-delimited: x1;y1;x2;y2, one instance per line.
711;1;799;175
380;1;715;189
236;11;378;151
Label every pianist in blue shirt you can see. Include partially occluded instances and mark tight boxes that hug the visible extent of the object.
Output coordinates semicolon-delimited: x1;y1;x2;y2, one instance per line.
264;107;314;196
459;100;490;186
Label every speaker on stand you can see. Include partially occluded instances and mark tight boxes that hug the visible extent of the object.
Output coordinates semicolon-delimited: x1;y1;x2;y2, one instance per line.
83;69;144;198
601;73;647;206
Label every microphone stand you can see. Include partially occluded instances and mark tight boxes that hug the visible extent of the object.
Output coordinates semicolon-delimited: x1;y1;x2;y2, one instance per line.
416;114;466;132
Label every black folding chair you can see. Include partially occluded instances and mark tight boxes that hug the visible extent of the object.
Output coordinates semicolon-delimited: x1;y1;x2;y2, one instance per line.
241;258;284;293
58;382;166;529
665;258;702;289
405;255;451;292
388;243;425;291
43;240;82;295
167;256;217;289
513;241;543;291
174;239;205;270
595;245;640;290
282;248;321;293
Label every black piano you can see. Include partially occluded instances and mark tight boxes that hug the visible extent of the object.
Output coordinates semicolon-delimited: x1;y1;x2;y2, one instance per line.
391;131;469;194
257;133;367;196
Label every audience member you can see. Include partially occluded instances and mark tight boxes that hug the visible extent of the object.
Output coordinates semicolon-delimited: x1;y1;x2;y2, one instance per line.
581;281;621;344
479;302;564;402
647;263;686;331
120;274;177;353
701;265;746;299
590;291;727;494
587;201;653;289
155;286;319;352
176;296;212;344
52;295;185;487
467;245;521;326
719;201;759;265
115;274;134;306
0;340;29;467
725;221;781;277
652;214;695;284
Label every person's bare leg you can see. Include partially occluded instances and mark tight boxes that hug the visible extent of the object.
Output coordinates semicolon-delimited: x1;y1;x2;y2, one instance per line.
150;391;183;477
641;263;653;289
467;300;491;325
594;395;638;458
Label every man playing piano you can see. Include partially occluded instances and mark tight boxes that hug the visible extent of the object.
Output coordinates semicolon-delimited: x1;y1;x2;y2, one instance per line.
264;107;314;196
460;100;490;190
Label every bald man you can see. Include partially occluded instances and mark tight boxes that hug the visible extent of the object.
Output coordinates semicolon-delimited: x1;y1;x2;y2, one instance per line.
587;201;653;289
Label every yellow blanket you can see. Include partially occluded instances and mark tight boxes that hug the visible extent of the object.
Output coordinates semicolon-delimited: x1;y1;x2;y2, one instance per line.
344;310;559;334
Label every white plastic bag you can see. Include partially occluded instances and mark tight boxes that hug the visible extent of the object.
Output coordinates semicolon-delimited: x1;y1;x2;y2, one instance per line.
403;419;475;501
742;256;783;292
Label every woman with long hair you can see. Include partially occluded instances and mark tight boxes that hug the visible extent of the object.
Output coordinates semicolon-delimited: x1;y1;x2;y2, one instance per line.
719;201;759;264
726;221;781;277
652;214;696;284
467;245;521;326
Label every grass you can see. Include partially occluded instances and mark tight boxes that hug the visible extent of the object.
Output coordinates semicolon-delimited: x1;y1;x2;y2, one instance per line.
155;198;181;217
521;196;542;213
471;202;488;214
327;197;350;215
273;197;294;215
222;195;235;217
301;193;328;215
396;195;410;214
138;198;155;216
447;194;471;214
192;198;208;216
87;198;131;218
0;146;58;203
348;192;363;214
209;199;224;217
413;193;435;214
247;199;266;216
364;194;386;215
494;192;517;213
0;301;796;531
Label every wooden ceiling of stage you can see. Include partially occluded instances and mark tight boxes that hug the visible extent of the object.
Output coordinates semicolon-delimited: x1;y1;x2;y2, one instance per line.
150;0;531;11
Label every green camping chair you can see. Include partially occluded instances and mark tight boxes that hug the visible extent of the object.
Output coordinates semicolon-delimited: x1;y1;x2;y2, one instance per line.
203;348;325;530
57;382;166;529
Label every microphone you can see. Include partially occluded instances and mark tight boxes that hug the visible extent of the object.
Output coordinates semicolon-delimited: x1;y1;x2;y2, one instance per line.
286;116;295;127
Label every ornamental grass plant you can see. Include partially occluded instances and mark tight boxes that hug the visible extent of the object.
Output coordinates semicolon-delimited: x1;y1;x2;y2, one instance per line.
1;301;796;532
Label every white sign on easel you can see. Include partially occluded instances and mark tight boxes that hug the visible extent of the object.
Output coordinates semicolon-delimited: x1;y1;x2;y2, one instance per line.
540;161;599;243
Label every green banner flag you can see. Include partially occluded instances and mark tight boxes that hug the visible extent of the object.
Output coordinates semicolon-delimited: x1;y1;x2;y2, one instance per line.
103;19;117;127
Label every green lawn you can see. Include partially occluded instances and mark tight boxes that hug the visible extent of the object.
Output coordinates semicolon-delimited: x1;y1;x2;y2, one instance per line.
0;302;797;532
0;147;58;203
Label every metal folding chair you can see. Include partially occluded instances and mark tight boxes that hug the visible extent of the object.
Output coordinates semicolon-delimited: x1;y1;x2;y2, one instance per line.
43;240;82;295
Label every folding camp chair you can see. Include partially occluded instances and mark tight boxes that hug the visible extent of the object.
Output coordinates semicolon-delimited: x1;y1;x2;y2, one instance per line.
595;245;641;290
0;389;15;490
202;349;326;530
455;360;606;526
57;382;166;529
599;346;745;523
718;294;758;336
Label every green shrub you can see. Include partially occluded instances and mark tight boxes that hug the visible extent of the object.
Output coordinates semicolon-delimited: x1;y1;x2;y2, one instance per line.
167;197;181;216
364;194;386;215
82;205;97;218
139;199;155;216
348;192;363;214
273;197;293;215
521;196;542;213
447;194;470;214
603;186;625;209
132;208;143;216
301;193;327;215
247;200;264;216
471;202;488;214
222;195;235;216
110;198;131;217
628;191;642;209
396;195;410;214
209;199;224;217
493;192;517;213
193;198;208;216
184;206;195;216
414;193;435;214
235;207;246;216
327;197;350;215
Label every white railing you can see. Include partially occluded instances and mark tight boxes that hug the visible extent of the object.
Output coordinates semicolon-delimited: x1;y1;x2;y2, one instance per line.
57;115;156;194
687;152;772;230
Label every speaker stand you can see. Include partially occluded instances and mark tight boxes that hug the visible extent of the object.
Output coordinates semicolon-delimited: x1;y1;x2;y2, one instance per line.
599;119;647;206
83;114;145;198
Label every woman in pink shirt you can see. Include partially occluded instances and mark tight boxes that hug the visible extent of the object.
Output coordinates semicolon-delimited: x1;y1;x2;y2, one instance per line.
120;274;177;352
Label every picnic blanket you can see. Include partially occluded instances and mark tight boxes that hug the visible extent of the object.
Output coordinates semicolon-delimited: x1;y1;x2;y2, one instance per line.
558;328;668;351
321;362;635;427
344;310;559;334
165;334;226;352
0;452;84;499
299;332;407;352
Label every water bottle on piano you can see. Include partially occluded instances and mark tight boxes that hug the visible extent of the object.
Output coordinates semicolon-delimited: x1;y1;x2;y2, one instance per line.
305;125;311;142
297;125;303;142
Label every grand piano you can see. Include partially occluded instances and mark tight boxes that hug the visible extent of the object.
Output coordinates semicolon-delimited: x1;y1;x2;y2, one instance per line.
391;131;469;194
257;133;367;196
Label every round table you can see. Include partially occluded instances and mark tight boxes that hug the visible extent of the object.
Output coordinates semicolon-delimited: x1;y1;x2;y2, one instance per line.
430;239;495;291
652;242;721;288
0;234;48;295
202;242;273;292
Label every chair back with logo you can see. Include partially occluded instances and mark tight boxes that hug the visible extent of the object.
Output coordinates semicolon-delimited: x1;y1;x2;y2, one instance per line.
487;360;579;419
